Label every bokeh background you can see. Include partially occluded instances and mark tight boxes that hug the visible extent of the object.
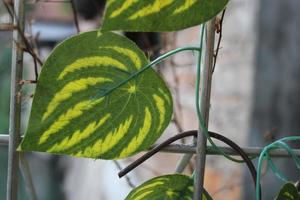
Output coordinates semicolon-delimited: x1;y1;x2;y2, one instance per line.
0;0;300;199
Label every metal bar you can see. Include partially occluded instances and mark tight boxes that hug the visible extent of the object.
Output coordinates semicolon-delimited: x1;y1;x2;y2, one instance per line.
0;23;15;31
0;134;10;144
7;0;25;199
159;144;300;157
3;133;300;157
174;26;207;175
19;154;38;200
175;153;193;173
194;19;215;200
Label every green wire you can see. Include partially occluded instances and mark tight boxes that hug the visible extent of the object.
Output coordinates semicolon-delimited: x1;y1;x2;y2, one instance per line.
195;25;247;163
99;46;201;98
256;136;300;200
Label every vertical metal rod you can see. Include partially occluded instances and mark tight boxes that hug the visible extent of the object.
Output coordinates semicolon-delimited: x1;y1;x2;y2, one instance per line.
175;153;193;173
7;0;25;199
19;154;37;200
194;19;215;200
174;26;206;174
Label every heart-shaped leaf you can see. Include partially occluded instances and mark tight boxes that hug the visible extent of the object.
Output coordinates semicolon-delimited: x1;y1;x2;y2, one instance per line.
19;31;173;160
275;182;300;200
125;174;212;200
102;0;229;32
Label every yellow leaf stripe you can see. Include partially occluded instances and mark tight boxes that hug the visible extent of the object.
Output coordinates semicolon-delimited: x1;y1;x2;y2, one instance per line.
159;88;172;105
110;0;138;18
128;0;173;20
39;98;104;145
134;191;153;200
174;0;197;14
58;56;127;80
153;94;165;132
130;179;166;198
74;115;133;158
106;0;117;7
125;175;195;200
166;189;178;197
42;77;111;121
108;0;197;20
48;114;111;153
119;107;151;158
99;46;142;69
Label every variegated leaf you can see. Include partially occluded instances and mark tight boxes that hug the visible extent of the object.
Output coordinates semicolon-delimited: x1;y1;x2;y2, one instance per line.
102;0;229;32
276;183;300;200
19;31;173;160
125;174;212;200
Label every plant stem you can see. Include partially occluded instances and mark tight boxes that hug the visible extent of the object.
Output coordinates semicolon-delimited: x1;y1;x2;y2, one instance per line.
101;46;201;97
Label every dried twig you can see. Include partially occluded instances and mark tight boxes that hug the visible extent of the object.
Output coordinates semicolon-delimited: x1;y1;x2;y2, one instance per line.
70;0;80;33
19;80;37;85
3;0;43;82
212;9;226;73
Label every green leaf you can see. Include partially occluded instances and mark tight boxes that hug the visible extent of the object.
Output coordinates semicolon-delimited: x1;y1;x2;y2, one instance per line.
19;31;173;160
125;174;213;200
102;0;229;32
275;182;300;200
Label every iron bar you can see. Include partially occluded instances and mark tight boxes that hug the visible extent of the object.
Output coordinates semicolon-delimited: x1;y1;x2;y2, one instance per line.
19;154;37;200
0;23;15;31
194;19;215;200
6;0;25;199
2;134;300;157
175;154;193;173
0;134;10;144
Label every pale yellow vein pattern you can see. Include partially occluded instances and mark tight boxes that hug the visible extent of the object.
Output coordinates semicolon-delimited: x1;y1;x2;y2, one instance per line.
99;46;142;69
58;56;127;80
131;181;165;197
130;178;168;199
76;115;133;157
153;94;166;132
48;114;111;152
133;191;153;200
158;88;171;105
128;0;173;20
42;77;111;121
119;107;151;158
166;189;177;197
39;98;104;145
110;0;138;18
173;0;197;14
106;0;117;7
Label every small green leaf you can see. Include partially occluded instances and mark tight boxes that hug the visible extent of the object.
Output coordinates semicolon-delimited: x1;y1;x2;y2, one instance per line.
275;182;300;200
125;174;213;200
102;0;229;32
19;31;173;160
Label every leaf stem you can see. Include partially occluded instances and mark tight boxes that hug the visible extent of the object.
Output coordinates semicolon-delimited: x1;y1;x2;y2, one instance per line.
100;46;201;97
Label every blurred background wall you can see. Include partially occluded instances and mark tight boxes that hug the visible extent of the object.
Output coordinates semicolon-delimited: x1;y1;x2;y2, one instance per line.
245;0;300;199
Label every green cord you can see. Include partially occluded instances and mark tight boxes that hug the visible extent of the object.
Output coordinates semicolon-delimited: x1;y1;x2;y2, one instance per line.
98;46;201;98
256;136;300;200
195;25;247;163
